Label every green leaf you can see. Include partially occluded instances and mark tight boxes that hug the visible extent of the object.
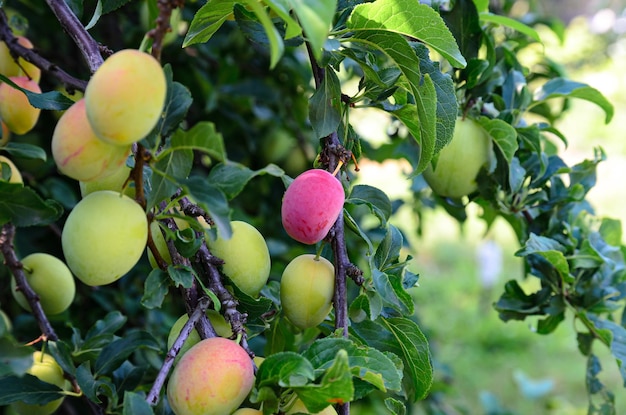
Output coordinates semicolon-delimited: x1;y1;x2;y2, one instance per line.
479;12;541;43
85;311;127;341
47;341;76;377
349;30;438;174
75;362;116;404
94;331;160;376
373;225;403;270
207;161;284;200
255;352;316;388
0;374;64;405
141;269;170;309
295;349;354;411
183;0;236;47
347;0;466;68
123;391;154;415
173;228;203;258
0;74;74;110
147;147;193;210
346;184;392;226
168;264;195;288
240;0;284;68
3;142;46;160
154;65;193;139
385;397;407;415
183;177;231;239
0;339;33;377
587;315;626;385
309;69;342;139
476;116;518;164
264;0;302;39
441;0;482;63
0;183;63;227
170;122;226;162
288;0;337;62
532;78;614;124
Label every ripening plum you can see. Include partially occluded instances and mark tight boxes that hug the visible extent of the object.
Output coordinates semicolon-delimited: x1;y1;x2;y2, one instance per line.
61;190;148;286
79;164;134;198
1;121;10;146
167;337;255;415
422;117;491;198
286;399;338;415
232;409;262;415
207;221;271;297
281;169;345;245
0;36;41;82
52;99;131;181
84;49;166;146
0;155;23;184
0;76;41;134
10;253;75;315
166;310;233;362
280;254;335;329
12;351;70;415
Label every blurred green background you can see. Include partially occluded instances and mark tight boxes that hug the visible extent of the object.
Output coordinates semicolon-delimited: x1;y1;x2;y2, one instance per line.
351;4;626;414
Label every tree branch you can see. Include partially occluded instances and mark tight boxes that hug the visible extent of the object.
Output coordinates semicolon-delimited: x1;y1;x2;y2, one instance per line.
44;0;105;72
148;0;184;62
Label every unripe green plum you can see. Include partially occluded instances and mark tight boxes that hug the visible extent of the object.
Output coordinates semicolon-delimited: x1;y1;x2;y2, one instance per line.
61;190;148;286
52;99;131;181
286;399;338;415
167;337;255;415
12;351;69;415
207;221;270;297
280;254;335;329
79;164;134;198
0;76;41;134
0;155;23;184
0;36;41;82
85;49;166;146
232;409;262;415
166;310;233;361
281;169;345;245
422;117;491;198
10;253;75;315
147;217;191;268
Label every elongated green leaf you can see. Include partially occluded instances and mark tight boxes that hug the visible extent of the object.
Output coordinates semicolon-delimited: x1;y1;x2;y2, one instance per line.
0;183;63;227
154;65;193;140
0;374;64;405
3;142;46;160
479;12;541;43
255;352;316;388
0;74;74;110
264;0;302;39
288;0;336;61
123;391;154;415
183;0;236;47
169;122;225;162
168;264;195;288
587;315;626;385
346;184;392;226
241;0;284;68
532;78;614;123
207;162;284;200
347;0;466;68
147;147;194;209
349;31;437;174
94;331;160;376
0;339;33;377
141;269;170;309
85;311;127;341
309;69;342;138
476;116;517;164
183;177;231;239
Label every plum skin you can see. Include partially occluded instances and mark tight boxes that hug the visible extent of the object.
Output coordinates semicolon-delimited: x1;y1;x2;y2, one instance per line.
281;169;345;245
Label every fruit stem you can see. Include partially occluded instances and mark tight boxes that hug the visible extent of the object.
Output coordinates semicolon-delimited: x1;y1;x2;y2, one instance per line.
331;160;344;177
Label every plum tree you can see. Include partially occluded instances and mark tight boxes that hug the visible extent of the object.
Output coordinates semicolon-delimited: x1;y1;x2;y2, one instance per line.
84;49;167;146
286;399;338;415
52;99;131;182
422;117;491;198
0;76;41;135
280;254;335;329
61;190;148;286
281;169;345;245
207;220;271;297
11;351;69;415
166;310;233;361
10;253;75;315
167;337;255;415
0;155;23;184
0;36;41;82
78;164;134;197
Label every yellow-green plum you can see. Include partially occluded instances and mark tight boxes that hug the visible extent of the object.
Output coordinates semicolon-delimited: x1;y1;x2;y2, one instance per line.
167;337;255;415
280;254;335;330
61;190;148;286
167;310;233;361
10;253;75;315
12;351;69;415
0;36;41;82
52;99;131;181
79;164;134;198
286;399;338;415
148;221;173;268
1;120;11;146
232;409;262;415
207;221;270;297
0;155;23;183
281;169;345;245
85;49;166;146
422;117;491;198
0;76;41;134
